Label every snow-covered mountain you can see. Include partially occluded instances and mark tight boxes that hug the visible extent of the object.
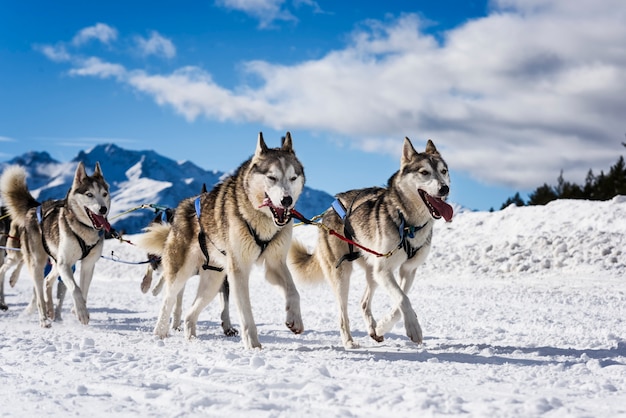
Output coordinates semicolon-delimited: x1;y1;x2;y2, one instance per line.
0;144;334;233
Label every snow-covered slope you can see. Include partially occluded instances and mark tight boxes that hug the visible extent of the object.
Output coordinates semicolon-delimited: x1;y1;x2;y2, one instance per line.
0;197;624;417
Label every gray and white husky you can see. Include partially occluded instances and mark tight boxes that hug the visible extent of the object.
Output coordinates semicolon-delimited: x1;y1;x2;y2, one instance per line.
136;132;305;349
0;162;111;327
289;138;453;349
0;210;24;311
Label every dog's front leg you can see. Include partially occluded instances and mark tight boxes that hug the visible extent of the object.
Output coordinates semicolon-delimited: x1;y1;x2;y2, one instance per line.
57;262;89;325
228;264;260;349
375;266;417;337
375;266;422;345
265;262;304;335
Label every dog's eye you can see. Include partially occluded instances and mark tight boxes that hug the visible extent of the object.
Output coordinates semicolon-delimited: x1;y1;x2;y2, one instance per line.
441;169;448;175
86;192;94;198
267;176;277;182
103;192;108;197
419;170;430;176
289;176;298;182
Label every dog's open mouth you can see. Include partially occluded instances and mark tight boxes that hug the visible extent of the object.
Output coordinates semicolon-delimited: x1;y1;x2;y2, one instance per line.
259;196;292;227
85;207;112;232
418;190;454;222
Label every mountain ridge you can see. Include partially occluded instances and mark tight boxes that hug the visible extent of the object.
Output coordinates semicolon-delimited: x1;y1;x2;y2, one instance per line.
0;144;334;234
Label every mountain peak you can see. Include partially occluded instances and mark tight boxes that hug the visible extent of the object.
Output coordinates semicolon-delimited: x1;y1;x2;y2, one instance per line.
8;151;58;166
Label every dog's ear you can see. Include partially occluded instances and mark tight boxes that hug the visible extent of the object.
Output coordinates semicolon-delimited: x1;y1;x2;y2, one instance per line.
73;161;87;185
425;139;440;156
255;132;268;157
401;137;418;166
281;132;294;153
93;162;104;178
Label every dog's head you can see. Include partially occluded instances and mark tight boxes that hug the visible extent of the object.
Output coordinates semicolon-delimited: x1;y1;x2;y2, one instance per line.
397;137;453;222
249;132;305;227
69;162;112;232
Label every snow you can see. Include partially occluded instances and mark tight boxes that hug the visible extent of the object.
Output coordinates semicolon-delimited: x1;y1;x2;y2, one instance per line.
1;197;625;417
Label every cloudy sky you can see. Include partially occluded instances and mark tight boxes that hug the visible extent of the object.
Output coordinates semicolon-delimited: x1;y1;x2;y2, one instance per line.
1;0;624;210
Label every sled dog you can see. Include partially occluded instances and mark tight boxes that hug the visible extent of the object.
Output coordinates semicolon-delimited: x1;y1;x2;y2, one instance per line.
0;162;111;327
0;210;25;311
289;138;453;349
140;205;237;337
137;132;305;349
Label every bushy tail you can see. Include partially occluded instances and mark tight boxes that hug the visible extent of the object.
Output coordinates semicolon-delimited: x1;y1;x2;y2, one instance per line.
134;223;171;256
0;165;39;226
288;238;324;284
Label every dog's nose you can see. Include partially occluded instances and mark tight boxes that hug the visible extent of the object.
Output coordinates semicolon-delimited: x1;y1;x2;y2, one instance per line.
99;206;108;215
281;196;293;207
438;185;449;197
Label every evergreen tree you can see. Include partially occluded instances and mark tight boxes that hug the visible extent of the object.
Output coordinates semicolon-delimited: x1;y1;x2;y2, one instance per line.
527;183;557;205
500;192;525;210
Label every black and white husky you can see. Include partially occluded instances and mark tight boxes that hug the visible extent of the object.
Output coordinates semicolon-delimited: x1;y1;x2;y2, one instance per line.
289;138;453;349
0;162;111;327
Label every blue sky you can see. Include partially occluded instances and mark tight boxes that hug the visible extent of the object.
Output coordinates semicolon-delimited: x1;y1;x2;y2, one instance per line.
1;0;625;211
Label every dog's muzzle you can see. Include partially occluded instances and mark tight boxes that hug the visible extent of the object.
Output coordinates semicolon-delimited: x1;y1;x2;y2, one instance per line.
85;206;112;232
418;189;453;222
259;195;293;227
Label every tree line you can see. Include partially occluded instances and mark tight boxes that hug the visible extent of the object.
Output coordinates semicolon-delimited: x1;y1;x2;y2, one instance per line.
499;142;626;210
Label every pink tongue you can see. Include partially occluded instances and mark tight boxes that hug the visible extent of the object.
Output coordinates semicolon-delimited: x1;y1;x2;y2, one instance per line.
93;214;112;232
427;195;454;222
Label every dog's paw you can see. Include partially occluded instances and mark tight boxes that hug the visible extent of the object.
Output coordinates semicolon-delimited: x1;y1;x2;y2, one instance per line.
405;319;423;345
40;318;52;328
222;325;239;337
344;340;360;350
140;275;152;294
0;302;8;311
76;309;90;325
369;332;384;343
285;319;304;335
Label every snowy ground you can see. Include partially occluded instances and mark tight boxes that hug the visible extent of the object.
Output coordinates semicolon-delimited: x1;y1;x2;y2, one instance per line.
1;197;625;417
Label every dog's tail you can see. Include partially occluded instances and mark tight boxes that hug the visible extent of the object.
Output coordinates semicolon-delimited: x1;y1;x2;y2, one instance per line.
134;223;171;256
288;238;324;284
0;165;39;226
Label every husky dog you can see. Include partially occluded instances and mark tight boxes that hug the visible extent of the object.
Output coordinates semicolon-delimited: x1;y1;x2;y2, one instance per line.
137;132;305;349
0;162;111;327
289;138;453;349
140;205;237;337
0;211;25;311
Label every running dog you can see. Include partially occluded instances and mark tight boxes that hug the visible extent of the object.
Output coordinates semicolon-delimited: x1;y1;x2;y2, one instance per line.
0;211;25;311
140;205;237;337
289;138;453;349
0;162;111;327
137;132;305;349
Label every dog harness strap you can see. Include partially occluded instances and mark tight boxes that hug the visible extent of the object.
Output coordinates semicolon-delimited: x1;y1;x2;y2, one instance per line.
194;196;224;272
36;205;56;263
245;222;271;254
331;199;361;268
397;211;426;260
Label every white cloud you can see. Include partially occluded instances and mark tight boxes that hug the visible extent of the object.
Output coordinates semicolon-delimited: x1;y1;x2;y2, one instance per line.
37;44;71;62
135;31;176;59
72;23;118;46
215;0;297;28
44;0;626;189
68;57;126;79
0;136;16;142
